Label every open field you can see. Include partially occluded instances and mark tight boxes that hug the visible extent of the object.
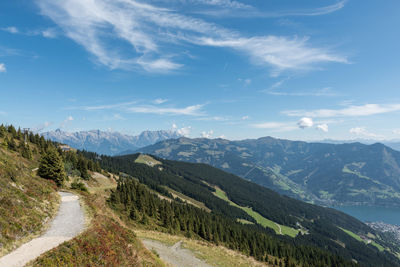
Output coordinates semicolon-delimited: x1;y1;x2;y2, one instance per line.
135;154;162;166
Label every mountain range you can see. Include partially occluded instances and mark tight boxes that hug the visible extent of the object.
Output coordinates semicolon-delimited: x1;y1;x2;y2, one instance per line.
138;137;400;207
41;129;182;156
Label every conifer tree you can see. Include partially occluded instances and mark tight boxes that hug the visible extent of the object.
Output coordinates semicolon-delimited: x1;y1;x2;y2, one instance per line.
7;136;17;151
38;147;66;186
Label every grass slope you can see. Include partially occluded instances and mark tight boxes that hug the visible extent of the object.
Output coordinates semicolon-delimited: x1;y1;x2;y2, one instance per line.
340;227;385;252
213;186;299;237
29;175;163;267
166;187;211;212
0;143;59;257
136;230;271;267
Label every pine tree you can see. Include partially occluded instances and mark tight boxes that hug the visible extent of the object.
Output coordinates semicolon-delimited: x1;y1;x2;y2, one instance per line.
7;137;17;151
77;156;90;180
38;148;66;186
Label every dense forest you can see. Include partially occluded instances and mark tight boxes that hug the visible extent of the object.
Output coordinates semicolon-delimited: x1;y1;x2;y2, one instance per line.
110;178;355;267
81;151;400;266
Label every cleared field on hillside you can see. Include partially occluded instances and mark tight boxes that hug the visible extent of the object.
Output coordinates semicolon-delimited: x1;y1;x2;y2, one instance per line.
213;186;299;237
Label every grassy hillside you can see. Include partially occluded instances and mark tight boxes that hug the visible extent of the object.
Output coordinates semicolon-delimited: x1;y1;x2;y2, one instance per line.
29;190;163;267
0;131;59;257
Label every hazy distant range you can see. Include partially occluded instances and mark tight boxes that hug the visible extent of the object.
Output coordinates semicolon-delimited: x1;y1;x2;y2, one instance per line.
41;129;400;156
41;129;183;156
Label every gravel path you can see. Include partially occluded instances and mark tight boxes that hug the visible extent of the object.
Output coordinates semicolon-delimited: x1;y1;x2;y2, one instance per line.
0;192;85;267
142;239;212;267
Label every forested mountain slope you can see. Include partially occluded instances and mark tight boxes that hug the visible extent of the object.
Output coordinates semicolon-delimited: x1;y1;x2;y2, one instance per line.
81;151;400;266
138;137;400;206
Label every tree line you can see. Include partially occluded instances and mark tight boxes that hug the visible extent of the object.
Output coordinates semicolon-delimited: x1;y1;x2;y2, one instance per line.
110;178;355;267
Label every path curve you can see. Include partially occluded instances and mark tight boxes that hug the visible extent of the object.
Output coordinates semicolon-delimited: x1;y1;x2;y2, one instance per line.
142;239;211;267
0;192;85;267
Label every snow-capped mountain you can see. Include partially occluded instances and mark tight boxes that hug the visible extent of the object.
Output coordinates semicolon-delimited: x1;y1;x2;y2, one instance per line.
41;129;182;155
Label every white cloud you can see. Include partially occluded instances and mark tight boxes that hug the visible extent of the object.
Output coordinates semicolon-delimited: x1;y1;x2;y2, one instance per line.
393;129;400;135
0;111;6;116
172;124;191;137
40;28;58;38
316;123;328;132
37;0;346;73
2;26;19;34
153;98;168;104
60;116;74;128
284;103;400;118
242;115;249;120
0;63;6;73
127;104;203;116
201;130;214;138
251;121;297;132
297;117;313;129
349;127;384;139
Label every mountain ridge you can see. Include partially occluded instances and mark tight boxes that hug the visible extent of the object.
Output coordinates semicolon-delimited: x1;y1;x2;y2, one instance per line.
41;129;182;156
137;136;400;207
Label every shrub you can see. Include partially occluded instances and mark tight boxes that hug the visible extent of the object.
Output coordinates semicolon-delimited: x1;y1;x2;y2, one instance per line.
70;181;88;192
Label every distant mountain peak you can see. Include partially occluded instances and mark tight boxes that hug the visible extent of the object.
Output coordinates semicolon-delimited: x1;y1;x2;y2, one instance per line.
41;129;183;155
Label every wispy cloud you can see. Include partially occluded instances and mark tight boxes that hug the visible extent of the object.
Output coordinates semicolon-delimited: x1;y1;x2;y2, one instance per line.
153;98;168;104
60;115;74;128
350;127;384;139
1;25;58;38
192;0;346;17
67;100;204;116
68;101;138;111
283;104;400;118
0;111;7;116
193;36;347;73
2;26;19;34
251;121;298;132
266;1;347;17
316;124;329;132
37;0;347;74
266;87;338;97
127;104;204;116
34;121;53;132
0;63;6;73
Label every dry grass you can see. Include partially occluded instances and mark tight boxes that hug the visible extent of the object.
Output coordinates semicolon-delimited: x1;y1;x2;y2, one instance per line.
135;230;271;267
29;173;164;267
0;145;59;257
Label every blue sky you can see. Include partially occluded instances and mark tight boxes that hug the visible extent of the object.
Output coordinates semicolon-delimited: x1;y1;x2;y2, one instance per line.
1;0;400;140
